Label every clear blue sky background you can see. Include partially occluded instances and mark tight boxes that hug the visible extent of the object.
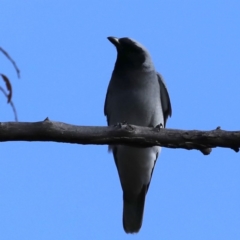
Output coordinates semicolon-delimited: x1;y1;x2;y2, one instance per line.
1;1;240;239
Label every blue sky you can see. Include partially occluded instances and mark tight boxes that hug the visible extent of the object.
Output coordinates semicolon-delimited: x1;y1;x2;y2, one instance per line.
1;1;240;239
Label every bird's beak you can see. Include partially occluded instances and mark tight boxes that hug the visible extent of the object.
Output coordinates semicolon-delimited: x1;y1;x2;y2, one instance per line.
107;36;120;47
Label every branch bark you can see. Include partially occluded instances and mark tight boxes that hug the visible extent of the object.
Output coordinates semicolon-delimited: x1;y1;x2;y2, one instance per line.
1;119;240;155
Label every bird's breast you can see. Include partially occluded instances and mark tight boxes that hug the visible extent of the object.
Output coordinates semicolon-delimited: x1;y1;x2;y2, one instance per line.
107;73;162;127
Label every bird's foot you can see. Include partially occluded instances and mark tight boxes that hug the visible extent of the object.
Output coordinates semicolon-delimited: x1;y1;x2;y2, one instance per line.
155;123;163;132
113;121;134;131
113;121;127;128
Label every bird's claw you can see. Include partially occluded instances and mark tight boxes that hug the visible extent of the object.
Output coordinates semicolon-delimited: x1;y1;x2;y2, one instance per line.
114;121;127;128
113;122;134;131
155;123;163;132
126;123;134;131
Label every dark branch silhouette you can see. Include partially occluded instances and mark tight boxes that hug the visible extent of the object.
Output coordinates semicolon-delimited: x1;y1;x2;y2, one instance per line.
0;87;18;121
1;119;240;154
0;47;20;121
0;47;20;78
0;74;12;103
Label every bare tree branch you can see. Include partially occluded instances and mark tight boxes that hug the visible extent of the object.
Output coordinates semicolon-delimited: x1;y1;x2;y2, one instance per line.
0;47;20;78
1;47;20;121
0;87;18;121
0;119;239;154
0;74;13;103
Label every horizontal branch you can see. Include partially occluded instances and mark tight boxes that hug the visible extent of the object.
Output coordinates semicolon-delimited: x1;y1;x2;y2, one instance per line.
0;119;240;155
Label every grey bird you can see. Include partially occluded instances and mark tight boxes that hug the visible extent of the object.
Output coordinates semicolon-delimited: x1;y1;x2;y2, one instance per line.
104;37;172;233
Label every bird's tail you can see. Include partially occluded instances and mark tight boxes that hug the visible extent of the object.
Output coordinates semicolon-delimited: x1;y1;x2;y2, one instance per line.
123;186;147;233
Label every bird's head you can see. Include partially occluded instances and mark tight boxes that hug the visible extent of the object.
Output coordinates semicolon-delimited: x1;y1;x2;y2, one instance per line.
107;36;154;70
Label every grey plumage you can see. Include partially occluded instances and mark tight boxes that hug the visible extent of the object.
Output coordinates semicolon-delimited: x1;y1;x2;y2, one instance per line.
104;37;172;233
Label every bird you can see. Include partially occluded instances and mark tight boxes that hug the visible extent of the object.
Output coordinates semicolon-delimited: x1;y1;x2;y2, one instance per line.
104;36;172;233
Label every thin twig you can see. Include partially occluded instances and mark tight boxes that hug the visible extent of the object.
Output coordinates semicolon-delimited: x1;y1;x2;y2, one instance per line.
0;87;18;121
0;47;20;78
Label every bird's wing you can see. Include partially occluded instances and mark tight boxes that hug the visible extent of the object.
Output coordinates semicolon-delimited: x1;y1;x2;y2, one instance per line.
157;72;172;126
104;84;110;126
